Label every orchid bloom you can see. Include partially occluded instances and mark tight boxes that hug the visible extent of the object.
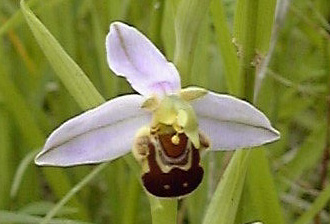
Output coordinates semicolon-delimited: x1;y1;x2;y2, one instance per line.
35;22;280;198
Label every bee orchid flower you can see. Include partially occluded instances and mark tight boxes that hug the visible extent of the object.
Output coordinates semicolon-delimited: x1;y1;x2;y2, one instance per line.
35;22;280;198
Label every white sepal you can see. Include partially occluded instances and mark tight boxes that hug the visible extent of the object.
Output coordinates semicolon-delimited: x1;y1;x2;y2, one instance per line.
36;94;151;166
192;91;280;150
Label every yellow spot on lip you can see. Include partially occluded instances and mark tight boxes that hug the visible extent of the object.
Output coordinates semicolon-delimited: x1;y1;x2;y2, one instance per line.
171;134;180;145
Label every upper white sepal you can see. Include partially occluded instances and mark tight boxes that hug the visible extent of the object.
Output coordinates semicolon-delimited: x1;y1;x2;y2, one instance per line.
106;22;181;96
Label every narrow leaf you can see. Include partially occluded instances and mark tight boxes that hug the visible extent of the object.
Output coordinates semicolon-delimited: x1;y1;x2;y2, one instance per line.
210;0;240;95
231;0;285;222
40;163;109;224
235;148;285;224
256;0;277;54
10;150;38;198
0;109;11;209
202;150;250;224
20;0;104;110
0;210;92;224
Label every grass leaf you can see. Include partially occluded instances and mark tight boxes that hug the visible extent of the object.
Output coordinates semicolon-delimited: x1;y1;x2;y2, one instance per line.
202;150;249;224
20;0;104;110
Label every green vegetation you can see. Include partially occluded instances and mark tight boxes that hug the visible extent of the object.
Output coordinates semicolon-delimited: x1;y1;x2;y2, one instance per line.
0;0;330;223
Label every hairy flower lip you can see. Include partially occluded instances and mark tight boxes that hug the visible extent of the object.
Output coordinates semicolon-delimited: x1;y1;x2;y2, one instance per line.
35;21;280;168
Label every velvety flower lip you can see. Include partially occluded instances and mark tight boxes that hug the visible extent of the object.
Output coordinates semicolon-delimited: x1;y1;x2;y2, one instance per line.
35;21;280;167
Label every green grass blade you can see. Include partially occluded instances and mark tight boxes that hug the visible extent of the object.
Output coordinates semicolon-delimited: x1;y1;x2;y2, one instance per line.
89;1;114;97
235;148;285;224
190;16;210;87
0;109;11;209
121;171;141;224
20;0;104;110
0;0;67;37
174;0;211;84
231;0;284;223
294;183;330;224
19;201;77;216
0;210;93;224
161;0;175;60
210;0;240;95
40;163;109;224
202;150;250;224
148;0;165;50
236;0;259;101
10;150;38;198
255;0;277;54
0;0;39;37
0;59;44;149
0;43;89;219
233;0;276;55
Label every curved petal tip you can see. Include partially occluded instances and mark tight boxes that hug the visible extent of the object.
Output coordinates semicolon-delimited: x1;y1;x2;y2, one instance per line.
192;91;280;151
36;94;151;167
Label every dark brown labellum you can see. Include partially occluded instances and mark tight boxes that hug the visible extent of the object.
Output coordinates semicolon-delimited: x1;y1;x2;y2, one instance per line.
141;133;204;198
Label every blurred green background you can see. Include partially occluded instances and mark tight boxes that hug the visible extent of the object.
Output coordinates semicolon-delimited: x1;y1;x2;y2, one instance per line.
1;0;330;223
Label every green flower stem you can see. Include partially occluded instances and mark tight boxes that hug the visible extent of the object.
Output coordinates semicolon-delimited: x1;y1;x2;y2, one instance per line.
149;196;177;224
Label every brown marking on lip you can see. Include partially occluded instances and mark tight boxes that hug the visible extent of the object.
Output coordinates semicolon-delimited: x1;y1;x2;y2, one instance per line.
145;142;162;173
158;133;188;158
142;139;203;198
158;146;189;166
